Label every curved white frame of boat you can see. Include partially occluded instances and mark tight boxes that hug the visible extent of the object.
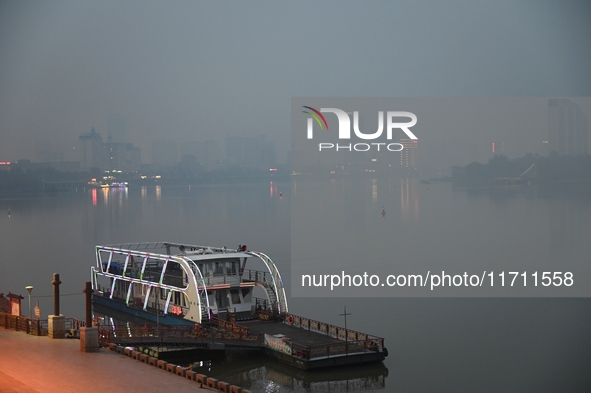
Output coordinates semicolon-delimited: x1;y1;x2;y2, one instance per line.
91;242;288;324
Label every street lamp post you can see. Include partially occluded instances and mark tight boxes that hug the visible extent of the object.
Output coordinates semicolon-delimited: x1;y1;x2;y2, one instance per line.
25;286;33;319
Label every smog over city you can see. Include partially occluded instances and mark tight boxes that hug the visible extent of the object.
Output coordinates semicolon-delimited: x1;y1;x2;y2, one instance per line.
1;2;591;392
1;2;590;168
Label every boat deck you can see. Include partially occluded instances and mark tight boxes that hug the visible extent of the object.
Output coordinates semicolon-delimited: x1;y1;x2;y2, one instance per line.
242;320;342;347
238;318;385;370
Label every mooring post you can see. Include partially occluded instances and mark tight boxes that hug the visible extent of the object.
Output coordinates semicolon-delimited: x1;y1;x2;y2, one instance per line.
51;273;61;316
80;281;98;352
48;273;65;338
83;282;93;327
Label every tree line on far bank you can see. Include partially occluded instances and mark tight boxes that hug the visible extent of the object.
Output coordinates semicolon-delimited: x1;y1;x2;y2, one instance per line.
451;153;591;184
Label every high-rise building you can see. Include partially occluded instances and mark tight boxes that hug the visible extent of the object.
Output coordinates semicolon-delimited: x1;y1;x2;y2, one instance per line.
548;99;589;155
399;138;418;169
79;127;104;170
79;127;140;172
103;139;141;173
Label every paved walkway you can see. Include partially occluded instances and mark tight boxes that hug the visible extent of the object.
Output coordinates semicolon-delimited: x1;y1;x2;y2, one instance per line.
0;328;214;393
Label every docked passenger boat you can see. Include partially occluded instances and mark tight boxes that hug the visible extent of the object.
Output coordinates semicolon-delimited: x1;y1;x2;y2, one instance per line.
91;242;288;326
92;242;388;369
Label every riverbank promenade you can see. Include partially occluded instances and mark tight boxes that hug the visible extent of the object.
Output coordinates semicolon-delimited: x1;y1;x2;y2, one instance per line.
0;328;214;393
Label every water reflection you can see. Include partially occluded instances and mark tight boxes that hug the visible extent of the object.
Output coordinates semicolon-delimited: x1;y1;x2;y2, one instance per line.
3;181;591;392
399;178;419;225
548;198;591;260
191;351;388;393
270;181;278;198
94;306;388;392
101;186;109;204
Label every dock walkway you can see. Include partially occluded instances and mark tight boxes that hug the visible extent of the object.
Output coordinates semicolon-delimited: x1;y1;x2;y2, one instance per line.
0;328;212;393
243;320;342;346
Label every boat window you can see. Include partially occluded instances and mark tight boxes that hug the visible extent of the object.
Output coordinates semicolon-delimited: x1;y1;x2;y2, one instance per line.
230;289;241;304
198;263;209;276
213;262;223;276
226;261;237;275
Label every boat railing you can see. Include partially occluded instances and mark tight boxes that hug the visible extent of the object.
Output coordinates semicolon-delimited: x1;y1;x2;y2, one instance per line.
199;274;241;286
94;284;190;317
288;338;377;360
97;323;262;347
242;269;273;285
283;313;385;353
209;315;260;341
252;297;274;312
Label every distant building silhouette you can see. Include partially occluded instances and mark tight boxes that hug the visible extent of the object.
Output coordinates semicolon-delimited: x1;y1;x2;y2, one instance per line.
225;135;276;170
548;99;589;155
399;138;418;169
179;140;221;170
152;140;177;168
79;127;104;170
79;127;140;172
103;137;141;173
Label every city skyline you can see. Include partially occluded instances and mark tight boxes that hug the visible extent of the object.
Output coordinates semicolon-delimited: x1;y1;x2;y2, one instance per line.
2;2;591;169
6;95;591;177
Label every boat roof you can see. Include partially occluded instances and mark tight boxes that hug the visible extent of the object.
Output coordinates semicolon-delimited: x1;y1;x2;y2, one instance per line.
181;252;252;261
98;242;257;262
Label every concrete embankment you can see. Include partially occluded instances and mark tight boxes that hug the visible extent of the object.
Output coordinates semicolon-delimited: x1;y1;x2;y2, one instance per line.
0;328;250;393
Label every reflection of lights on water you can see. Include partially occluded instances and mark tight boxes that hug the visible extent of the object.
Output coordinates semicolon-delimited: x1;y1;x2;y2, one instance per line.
141;186;147;200
264;381;279;392
92;188;97;205
155;186;161;201
102;187;109;204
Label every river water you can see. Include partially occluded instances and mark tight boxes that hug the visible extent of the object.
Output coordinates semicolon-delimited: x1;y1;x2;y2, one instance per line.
0;179;590;392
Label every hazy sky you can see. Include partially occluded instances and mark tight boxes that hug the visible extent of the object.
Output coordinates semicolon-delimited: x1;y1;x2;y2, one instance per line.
1;1;590;164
